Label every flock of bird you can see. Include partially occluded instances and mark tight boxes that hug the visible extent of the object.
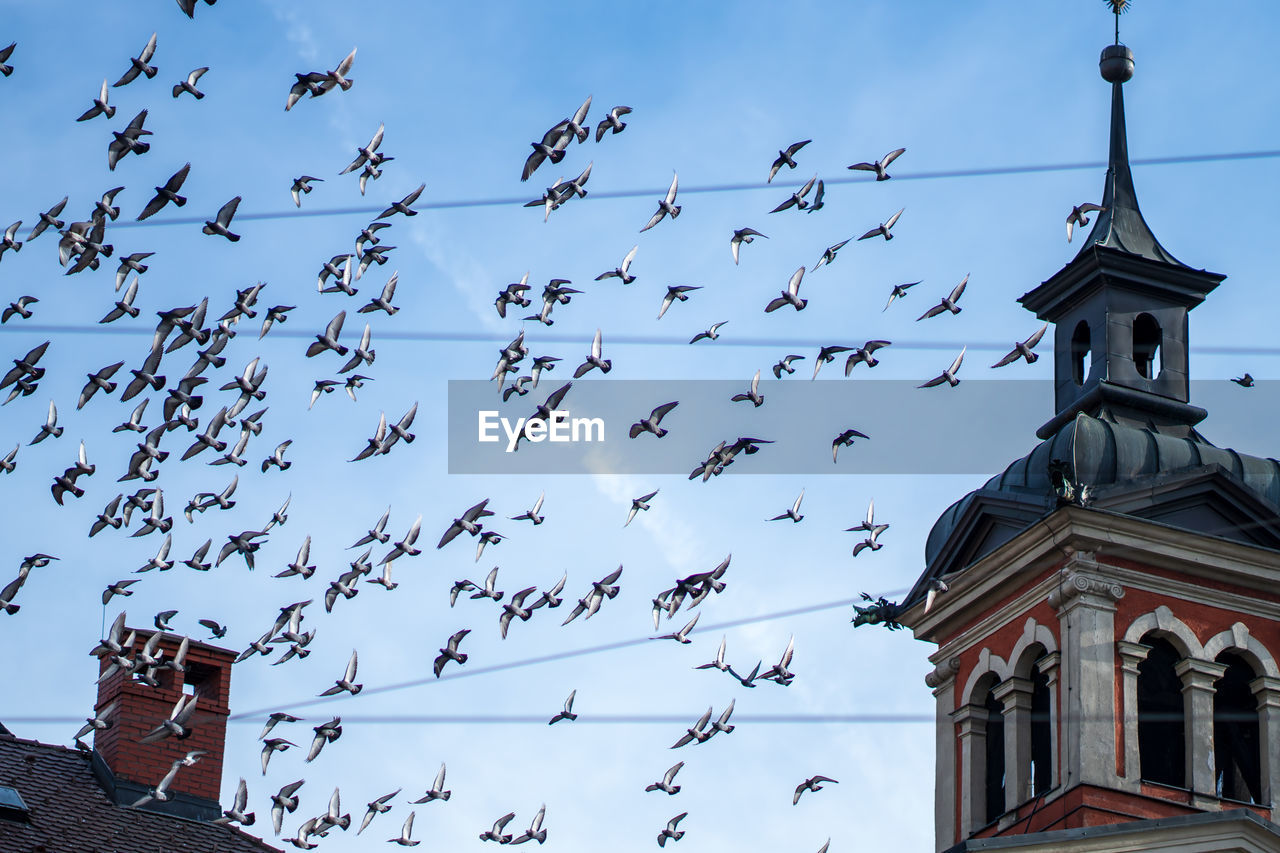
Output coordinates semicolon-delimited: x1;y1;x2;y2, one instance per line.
0;7;1149;851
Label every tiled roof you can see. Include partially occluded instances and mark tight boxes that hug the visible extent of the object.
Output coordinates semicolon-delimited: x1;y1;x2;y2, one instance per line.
0;730;280;853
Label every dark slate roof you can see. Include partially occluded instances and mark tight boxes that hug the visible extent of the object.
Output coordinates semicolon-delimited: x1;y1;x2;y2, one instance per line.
0;729;280;853
907;411;1280;609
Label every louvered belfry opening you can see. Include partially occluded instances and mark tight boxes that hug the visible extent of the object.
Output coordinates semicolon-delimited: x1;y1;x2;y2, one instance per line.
92;628;234;813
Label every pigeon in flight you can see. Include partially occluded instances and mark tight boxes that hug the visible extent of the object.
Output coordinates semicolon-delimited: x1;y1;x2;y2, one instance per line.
433;629;471;677
689;321;727;344
918;347;966;389
772;354;804;378
857;207;904;241
639;173;681;232
595;245;638;284
847;147;906;181
630;402;678;439
813;239;850;270
573;328;611;377
139;164;191;220
883;280;921;311
291;176;322;207
1066;202;1106;242
412;763;451;803
510;492;546;524
77;79;115;122
28;197;67;240
917;275;968;320
843;341;892;374
657;285;701;319
172;67;208;99
203;197;242;241
318;649;362;696
646;762;685;795
730;227;766;265
730;370;764;407
1233;373;1255;388
548;689;577;724
811;345;852;380
657;812;687;847
113;33;158;87
522;120;572;181
793;775;839;804
768;140;811;183
480;813;517;844
848;499;889;556
992;323;1049;368
831;428;869;463
764;267;807;313
595;105;632;140
0;42;12;77
626;490;658;527
769;490;804;523
107;109;152;170
378;183;424;218
769;175;816;213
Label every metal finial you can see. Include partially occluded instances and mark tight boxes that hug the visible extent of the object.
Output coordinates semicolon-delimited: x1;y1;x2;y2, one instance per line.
1105;0;1131;44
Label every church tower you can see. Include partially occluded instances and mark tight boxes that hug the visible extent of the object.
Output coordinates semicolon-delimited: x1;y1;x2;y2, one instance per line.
898;31;1280;853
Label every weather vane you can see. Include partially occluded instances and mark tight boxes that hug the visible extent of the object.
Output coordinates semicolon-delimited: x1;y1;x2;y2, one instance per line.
1106;0;1130;44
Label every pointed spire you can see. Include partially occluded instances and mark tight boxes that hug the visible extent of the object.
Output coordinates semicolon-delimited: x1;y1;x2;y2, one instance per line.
1075;45;1185;267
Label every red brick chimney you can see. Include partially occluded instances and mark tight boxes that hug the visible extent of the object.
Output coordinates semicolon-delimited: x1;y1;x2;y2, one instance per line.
92;628;234;819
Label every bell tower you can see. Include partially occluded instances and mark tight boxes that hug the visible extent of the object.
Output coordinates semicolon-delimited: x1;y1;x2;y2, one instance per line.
897;15;1280;853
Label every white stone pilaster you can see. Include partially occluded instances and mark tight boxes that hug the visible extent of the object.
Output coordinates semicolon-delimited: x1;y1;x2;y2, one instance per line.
1035;651;1061;793
927;657;960;852
1176;657;1228;795
1251;674;1280;809
993;677;1035;811
952;702;989;838
1117;639;1151;789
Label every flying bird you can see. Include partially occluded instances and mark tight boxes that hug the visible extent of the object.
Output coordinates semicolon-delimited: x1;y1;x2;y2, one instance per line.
172;67;208;99
630;401;679;439
202;196;242;241
626;490;658;527
843;340;892;374
730;370;764;407
1066;202;1106;242
831;428;869;463
730;227;766;265
793;775;839;804
918;347;966;389
917;275;968;320
769;490;805;523
548;689;578;724
772;354;804;378
113;33;159;87
764;267;807;313
857;207;904;241
1233;373;1255;388
689;321;728;344
595;245;638;284
883;280;921;311
433;629;471;677
291;176;322;207
768;140;811;182
640;172;681;232
138;164;191;220
991;323;1049;368
847;147;906;181
595;105;632;140
769;175;816;213
107;109;152;170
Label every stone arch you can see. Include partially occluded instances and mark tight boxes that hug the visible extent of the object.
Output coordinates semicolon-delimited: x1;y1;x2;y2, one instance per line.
1123;605;1203;659
1202;622;1280;678
1009;618;1057;679
962;648;1010;704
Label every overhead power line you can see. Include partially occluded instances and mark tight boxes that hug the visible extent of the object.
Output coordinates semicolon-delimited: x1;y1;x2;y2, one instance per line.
98;147;1280;229
5;323;1280;359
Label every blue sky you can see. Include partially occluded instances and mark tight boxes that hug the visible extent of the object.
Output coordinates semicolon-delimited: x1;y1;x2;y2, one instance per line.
2;2;1279;850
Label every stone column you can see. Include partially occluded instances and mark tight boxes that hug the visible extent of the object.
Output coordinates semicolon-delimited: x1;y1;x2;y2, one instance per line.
1116;640;1151;788
1047;553;1124;791
927;657;960;852
952;703;989;838
1035;652;1062;792
1175;658;1227;796
1250;675;1280;809
993;677;1035;812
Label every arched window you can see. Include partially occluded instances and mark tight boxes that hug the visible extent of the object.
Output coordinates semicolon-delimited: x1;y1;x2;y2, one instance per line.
1214;653;1262;803
984;688;1005;823
1138;636;1185;787
1132;313;1162;379
1071;321;1091;385
1029;665;1052;796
